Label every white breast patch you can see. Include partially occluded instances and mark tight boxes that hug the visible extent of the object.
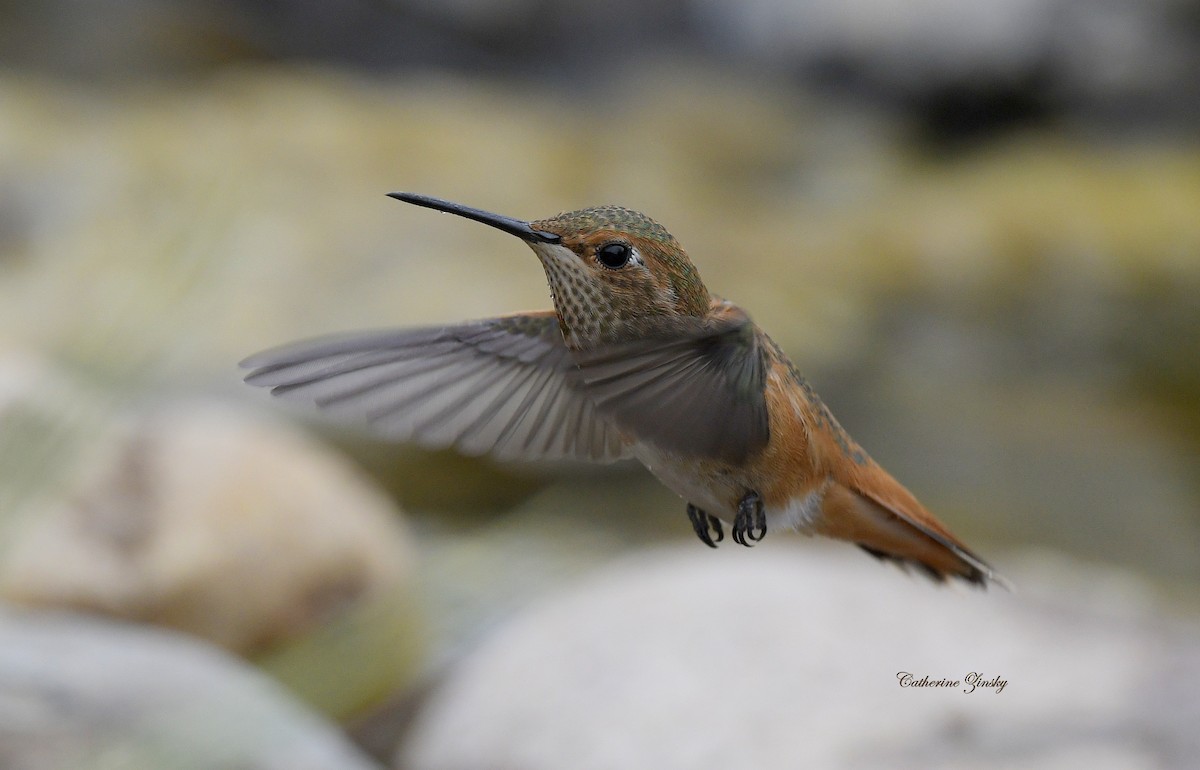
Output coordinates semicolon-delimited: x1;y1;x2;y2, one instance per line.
769;486;826;533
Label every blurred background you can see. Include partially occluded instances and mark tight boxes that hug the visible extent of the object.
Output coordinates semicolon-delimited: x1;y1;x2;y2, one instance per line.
1;1;1199;768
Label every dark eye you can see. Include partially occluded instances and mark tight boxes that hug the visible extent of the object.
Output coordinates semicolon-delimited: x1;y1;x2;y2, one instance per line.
596;242;632;269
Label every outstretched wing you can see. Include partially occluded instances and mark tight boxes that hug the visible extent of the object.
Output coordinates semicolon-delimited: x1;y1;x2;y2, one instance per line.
572;307;770;464
240;312;631;463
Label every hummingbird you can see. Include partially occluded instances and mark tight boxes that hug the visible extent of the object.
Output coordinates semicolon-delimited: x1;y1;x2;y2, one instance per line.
242;193;1006;587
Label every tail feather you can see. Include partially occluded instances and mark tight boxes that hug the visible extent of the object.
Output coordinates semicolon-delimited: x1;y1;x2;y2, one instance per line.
814;482;1008;589
857;543;947;584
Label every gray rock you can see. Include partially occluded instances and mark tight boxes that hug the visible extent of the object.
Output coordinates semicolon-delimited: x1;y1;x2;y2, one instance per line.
0;343;427;717
1;401;418;656
0;605;384;770
0;348;115;536
400;544;1200;770
693;0;1200;129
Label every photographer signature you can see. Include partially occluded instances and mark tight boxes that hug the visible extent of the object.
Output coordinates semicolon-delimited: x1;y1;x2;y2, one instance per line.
896;671;1007;694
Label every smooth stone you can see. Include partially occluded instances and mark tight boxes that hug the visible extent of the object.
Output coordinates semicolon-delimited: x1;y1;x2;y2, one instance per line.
0;605;384;770
1;401;415;652
0;401;424;716
400;543;1200;770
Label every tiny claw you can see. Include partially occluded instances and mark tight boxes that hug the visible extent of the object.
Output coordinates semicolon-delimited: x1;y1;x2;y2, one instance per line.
749;502;766;541
708;514;724;544
733;491;766;547
687;504;719;548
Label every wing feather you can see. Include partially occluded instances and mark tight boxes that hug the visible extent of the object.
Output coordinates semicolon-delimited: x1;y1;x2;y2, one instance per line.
572;310;770;464
241;314;632;463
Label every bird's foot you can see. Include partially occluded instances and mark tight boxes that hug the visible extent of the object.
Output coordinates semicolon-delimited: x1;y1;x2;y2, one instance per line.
687;503;724;548
732;491;766;546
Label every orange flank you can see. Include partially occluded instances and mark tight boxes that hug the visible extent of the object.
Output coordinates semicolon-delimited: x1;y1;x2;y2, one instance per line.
741;331;1001;585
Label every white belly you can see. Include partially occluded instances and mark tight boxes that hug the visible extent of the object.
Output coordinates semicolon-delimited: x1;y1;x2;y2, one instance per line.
632;443;825;534
631;444;732;517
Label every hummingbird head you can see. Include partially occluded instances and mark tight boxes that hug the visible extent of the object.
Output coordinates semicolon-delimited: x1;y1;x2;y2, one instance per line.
389;193;710;349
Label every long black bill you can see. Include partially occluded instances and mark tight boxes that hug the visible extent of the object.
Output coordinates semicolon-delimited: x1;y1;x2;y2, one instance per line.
387;192;561;244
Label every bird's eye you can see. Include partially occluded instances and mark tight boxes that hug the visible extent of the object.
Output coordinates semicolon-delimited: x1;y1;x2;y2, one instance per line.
596;242;632;269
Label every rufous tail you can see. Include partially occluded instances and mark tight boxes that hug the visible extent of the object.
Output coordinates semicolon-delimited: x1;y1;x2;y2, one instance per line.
814;482;1009;588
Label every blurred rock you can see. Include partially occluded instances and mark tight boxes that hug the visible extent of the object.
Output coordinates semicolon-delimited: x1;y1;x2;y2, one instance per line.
400;544;1200;770
0;605;384;770
4;0;1198;142
0;347;112;540
0;401;424;715
693;0;1200;141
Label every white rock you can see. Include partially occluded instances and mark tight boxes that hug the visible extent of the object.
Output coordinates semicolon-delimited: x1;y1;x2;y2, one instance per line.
401;543;1200;770
0;605;384;770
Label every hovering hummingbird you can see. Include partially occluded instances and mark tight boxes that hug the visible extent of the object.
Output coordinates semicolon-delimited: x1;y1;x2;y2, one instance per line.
242;193;1005;587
